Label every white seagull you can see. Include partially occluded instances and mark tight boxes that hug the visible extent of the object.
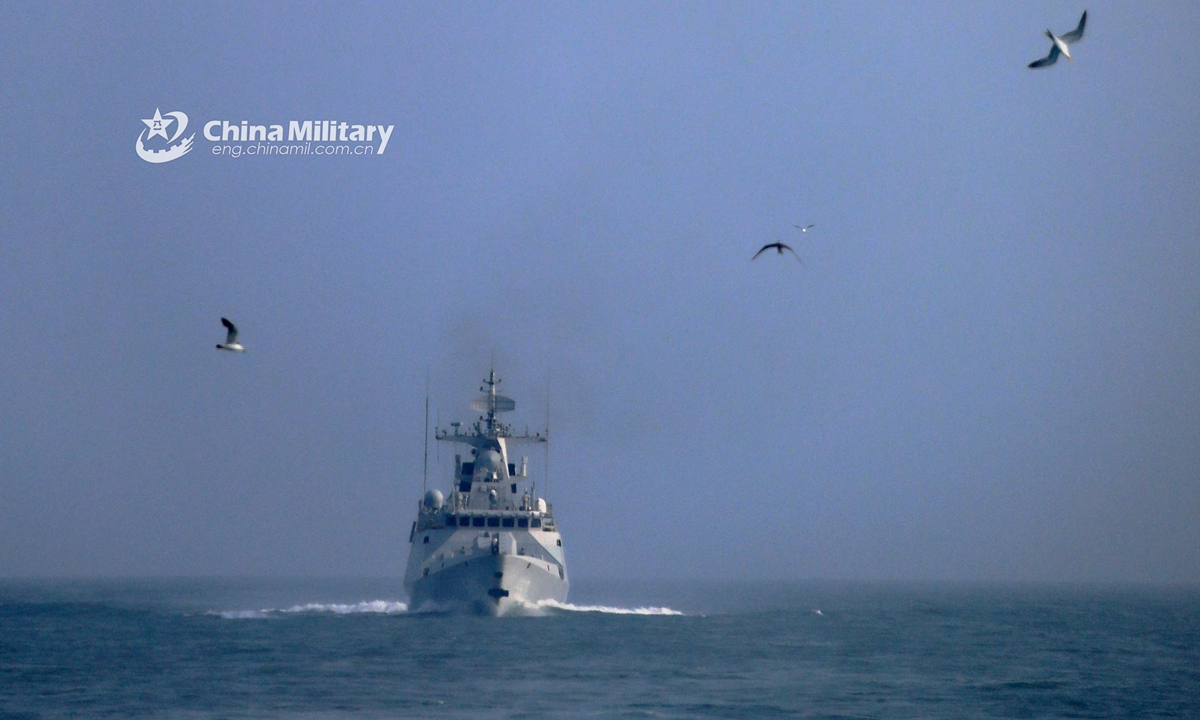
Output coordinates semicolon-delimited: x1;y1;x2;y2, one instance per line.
1029;10;1087;68
794;224;815;232
216;318;245;352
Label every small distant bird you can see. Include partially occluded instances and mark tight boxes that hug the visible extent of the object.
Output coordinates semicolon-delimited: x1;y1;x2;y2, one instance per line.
752;241;804;264
1029;10;1087;68
216;318;245;352
794;224;815;232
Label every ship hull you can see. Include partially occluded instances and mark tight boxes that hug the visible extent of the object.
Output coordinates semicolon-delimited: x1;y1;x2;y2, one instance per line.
408;552;568;616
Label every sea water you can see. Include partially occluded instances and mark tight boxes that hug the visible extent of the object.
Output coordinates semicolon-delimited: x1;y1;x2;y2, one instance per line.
1;578;1197;719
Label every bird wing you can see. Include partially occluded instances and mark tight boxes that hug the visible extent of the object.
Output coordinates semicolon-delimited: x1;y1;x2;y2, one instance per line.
1060;10;1086;43
782;245;805;265
221;317;238;344
1028;43;1060;68
752;245;774;260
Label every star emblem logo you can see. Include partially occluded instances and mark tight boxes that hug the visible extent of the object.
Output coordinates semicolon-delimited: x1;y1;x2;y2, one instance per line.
136;108;194;164
141;108;175;140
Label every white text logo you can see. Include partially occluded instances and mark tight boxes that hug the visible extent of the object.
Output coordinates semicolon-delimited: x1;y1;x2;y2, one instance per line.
202;119;394;158
136;111;395;162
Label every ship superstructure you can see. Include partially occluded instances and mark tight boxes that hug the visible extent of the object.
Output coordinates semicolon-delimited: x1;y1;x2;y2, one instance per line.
403;371;567;614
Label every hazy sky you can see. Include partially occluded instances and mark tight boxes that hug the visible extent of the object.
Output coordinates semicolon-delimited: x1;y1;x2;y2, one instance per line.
2;2;1198;582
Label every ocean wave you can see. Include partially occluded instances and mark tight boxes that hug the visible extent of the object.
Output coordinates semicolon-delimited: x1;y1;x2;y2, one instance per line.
213;609;272;620
534;600;684;616
281;601;409;614
213;600;408;619
214;598;682;618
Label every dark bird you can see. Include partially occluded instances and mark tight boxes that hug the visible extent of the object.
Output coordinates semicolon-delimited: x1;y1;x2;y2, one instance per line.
216;318;245;352
794;224;815;232
752;242;804;264
1029;10;1087;68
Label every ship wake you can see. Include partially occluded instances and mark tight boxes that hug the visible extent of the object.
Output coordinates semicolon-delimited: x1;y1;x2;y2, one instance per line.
213;600;409;619
214;599;684;619
530;599;685;616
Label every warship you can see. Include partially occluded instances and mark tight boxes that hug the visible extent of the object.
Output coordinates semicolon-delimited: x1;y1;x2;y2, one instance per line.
403;371;567;614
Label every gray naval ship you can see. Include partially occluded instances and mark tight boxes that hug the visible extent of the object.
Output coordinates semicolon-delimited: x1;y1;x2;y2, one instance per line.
403;371;567;614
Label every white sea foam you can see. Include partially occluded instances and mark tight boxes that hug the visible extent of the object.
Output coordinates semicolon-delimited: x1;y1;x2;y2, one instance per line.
213;600;408;619
534;600;684;616
216;598;681;618
214;609;271;619
281;600;409;614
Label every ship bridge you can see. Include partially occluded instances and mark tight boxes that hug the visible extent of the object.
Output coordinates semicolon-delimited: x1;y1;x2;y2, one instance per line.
426;370;550;520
